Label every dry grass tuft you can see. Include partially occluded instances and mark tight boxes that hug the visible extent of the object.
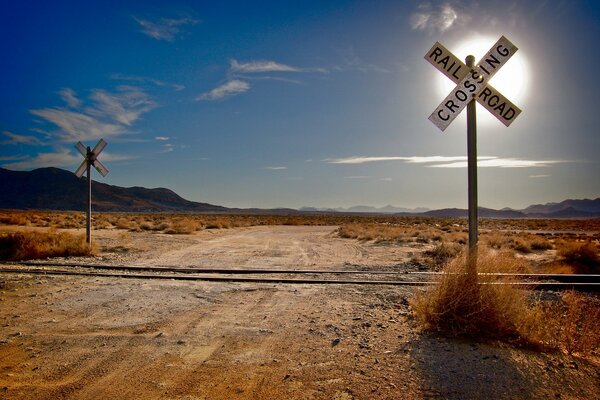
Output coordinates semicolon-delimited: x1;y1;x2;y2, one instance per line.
410;249;600;355
0;230;95;261
411;249;529;339
165;218;199;234
557;242;599;274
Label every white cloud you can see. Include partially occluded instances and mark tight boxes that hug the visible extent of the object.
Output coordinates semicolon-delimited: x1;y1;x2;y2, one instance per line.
230;59;301;73
327;155;567;168
30;108;126;142
429;159;566;168
87;85;156;126
3;148;80;170
529;174;550;178
134;16;198;41
265;166;288;170
58;88;81;108
196;80;250;101
2;131;44;146
326;156;493;164
111;74;185;91
410;3;469;34
30;85;156;143
155;136;170;141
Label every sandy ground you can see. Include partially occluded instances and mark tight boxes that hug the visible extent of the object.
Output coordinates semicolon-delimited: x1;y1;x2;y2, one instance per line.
0;226;598;399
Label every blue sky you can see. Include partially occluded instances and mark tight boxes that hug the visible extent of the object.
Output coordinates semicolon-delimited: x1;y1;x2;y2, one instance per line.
1;1;599;209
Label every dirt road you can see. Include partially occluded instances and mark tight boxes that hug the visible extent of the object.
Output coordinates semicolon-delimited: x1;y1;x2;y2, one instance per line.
1;226;598;399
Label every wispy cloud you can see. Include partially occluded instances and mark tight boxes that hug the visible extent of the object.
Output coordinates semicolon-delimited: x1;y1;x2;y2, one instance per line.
58;88;81;108
155;136;170;141
86;86;156;126
30;108;126;142
529;174;550;178
112;74;185;91
326;156;490;164
1;131;44;146
30;85;156;143
430;159;566;168
344;176;370;179
2;148;80;170
230;59;301;73
265;166;288;170
410;2;469;34
196;80;250;101
134;16;198;41
327;155;567;168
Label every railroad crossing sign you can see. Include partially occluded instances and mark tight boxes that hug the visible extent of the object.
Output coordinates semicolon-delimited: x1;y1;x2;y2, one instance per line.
75;138;109;178
423;36;522;262
74;138;109;245
425;36;521;131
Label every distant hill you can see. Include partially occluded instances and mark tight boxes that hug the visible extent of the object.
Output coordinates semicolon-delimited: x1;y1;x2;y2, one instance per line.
299;205;430;214
0;167;227;212
522;198;600;215
1;167;598;218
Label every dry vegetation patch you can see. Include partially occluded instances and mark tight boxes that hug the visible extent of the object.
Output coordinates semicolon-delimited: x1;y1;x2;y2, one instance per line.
410;250;600;356
0;229;95;261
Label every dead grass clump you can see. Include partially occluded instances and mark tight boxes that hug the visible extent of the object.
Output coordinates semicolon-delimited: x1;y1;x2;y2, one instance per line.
115;217;133;230
557;242;599;274
411;250;529;339
424;242;463;269
530;237;553;251
520;292;600;355
165;218;199;234
411;250;600;355
0;230;95;261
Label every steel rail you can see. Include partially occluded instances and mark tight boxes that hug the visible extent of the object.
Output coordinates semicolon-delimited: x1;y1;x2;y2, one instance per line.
0;267;433;286
1;265;598;291
7;261;600;283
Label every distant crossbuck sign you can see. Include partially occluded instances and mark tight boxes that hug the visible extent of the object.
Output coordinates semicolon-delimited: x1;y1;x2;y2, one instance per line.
425;36;521;131
75;139;109;178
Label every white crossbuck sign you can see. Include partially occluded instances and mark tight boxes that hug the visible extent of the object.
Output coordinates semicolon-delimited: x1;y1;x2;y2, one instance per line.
75;139;109;178
425;36;521;131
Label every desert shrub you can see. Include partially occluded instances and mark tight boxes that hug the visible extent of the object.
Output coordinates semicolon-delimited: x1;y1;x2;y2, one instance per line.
411;250;530;338
411;250;600;355
115;217;133;230
0;230;95;261
511;239;532;254
165;218;199;234
530;238;553;251
424;242;463;268
557;242;599;274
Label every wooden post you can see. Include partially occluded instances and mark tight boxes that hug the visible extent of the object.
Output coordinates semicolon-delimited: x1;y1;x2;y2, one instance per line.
86;147;92;245
466;55;478;271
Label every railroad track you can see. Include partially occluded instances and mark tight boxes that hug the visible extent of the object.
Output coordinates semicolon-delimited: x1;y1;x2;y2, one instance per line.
1;261;598;291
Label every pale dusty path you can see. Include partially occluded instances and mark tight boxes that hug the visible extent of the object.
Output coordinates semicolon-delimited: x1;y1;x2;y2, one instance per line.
91;225;422;270
0;226;598;399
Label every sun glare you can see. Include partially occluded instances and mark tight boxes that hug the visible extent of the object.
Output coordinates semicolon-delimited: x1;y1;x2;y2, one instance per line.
437;35;529;125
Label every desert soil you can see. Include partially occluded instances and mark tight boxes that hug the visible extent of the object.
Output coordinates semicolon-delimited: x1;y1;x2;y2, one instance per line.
0;226;598;399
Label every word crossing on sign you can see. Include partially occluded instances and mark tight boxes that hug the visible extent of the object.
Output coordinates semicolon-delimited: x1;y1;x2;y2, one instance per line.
424;41;521;127
427;36;519;131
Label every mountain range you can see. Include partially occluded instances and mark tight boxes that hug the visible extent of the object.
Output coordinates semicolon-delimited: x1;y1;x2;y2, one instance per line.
1;167;599;218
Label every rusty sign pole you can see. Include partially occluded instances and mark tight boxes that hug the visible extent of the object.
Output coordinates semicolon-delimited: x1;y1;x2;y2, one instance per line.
466;55;478;260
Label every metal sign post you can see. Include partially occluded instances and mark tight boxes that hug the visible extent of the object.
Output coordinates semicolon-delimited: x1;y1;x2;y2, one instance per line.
424;36;522;267
75;139;109;245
